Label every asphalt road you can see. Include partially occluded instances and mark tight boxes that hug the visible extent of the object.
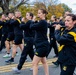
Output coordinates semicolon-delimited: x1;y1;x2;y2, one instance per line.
0;47;60;75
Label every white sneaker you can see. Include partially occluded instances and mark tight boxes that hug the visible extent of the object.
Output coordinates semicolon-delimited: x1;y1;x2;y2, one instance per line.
30;68;33;71
29;67;39;71
25;59;28;62
16;52;19;56
3;54;11;58
74;68;76;75
12;67;20;74
74;71;76;75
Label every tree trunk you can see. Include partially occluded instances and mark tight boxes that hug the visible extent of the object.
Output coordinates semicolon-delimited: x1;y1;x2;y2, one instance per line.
0;0;29;14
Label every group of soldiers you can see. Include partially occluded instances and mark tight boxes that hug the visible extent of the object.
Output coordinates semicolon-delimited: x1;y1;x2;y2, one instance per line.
0;9;76;75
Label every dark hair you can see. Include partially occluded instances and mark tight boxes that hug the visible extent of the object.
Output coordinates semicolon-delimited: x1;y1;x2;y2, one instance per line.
52;15;57;21
9;12;14;14
66;14;76;26
39;9;48;15
2;14;7;17
67;14;76;21
28;12;33;19
6;12;14;15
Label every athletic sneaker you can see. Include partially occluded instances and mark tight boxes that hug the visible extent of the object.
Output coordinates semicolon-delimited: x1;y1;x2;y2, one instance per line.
16;52;19;56
52;61;59;67
5;58;14;65
3;54;11;58
74;68;76;75
12;67;21;74
25;58;28;62
29;67;40;71
29;68;33;71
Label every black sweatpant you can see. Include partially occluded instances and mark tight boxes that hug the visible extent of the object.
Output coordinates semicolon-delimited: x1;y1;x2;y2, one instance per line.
0;34;7;51
46;39;58;57
60;63;75;75
17;38;34;70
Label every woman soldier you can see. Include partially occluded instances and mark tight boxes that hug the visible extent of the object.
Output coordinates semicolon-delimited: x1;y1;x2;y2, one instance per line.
55;14;76;75
30;9;50;75
12;12;34;73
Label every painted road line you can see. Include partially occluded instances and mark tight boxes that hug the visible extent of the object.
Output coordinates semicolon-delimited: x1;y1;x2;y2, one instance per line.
0;58;57;73
0;58;57;69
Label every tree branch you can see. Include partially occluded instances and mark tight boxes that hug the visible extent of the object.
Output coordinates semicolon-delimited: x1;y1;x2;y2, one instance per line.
0;0;29;14
10;0;29;12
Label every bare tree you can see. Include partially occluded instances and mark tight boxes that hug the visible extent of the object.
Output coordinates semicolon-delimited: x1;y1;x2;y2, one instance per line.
0;0;29;14
34;0;59;6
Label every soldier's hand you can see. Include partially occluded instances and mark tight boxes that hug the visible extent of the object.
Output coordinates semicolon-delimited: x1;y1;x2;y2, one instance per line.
12;16;16;20
6;17;9;20
32;16;36;22
55;24;62;30
22;17;25;22
0;18;2;21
